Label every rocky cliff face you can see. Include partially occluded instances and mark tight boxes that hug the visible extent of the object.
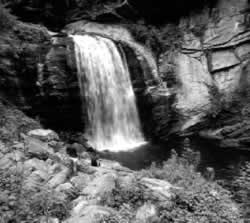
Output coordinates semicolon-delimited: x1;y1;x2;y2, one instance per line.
161;0;250;149
1;0;250;149
0;20;51;113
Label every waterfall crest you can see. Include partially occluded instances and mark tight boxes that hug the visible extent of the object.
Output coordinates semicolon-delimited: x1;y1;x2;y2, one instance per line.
73;35;145;151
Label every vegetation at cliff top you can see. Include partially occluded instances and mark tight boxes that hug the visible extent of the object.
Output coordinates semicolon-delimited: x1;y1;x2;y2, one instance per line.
124;23;183;59
0;2;17;31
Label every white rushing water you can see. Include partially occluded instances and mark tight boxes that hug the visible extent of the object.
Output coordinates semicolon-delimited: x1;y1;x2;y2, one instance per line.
73;35;145;151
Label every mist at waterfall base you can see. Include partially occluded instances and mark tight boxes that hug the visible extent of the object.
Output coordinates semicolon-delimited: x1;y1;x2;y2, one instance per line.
73;34;145;152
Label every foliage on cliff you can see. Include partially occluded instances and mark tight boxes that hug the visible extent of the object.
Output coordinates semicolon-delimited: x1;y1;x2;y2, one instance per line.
124;23;183;58
0;2;17;31
2;0;218;30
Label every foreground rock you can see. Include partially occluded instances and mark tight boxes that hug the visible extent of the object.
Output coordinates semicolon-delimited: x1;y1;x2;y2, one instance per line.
0;125;242;222
27;129;59;142
65;205;116;223
0;127;177;222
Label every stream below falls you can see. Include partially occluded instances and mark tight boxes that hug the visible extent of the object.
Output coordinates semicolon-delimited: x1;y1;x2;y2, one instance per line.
100;138;250;220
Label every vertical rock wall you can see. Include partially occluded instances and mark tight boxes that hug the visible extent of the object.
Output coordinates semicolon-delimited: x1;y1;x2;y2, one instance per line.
159;0;250;148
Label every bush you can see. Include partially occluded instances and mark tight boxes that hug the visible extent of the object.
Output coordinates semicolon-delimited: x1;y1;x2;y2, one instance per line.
99;205;135;223
138;149;242;223
138;149;202;188
0;2;17;31
124;23;182;58
158;181;240;223
100;148;242;223
100;181;146;210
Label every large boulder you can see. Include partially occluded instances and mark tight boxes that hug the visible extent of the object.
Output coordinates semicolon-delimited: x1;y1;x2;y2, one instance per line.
24;136;53;160
27;129;59;142
47;166;71;188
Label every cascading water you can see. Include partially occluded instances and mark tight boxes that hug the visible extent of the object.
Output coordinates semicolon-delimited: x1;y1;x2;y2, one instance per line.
73;35;145;151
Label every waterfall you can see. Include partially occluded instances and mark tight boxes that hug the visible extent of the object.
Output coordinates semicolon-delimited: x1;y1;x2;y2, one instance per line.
73;35;145;151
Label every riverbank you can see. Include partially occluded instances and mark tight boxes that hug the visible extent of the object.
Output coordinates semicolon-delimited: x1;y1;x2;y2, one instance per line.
0;125;243;222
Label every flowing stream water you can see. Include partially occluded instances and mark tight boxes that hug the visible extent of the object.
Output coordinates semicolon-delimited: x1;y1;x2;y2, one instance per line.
73;34;145;151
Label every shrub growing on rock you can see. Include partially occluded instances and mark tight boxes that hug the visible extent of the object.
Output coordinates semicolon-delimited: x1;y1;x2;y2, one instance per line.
100;181;146;210
124;23;182;59
138;150;242;223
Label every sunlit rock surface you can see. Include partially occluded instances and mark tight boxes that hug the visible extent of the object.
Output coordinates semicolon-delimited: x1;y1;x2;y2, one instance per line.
157;0;250;145
65;21;159;80
2;0;250;149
